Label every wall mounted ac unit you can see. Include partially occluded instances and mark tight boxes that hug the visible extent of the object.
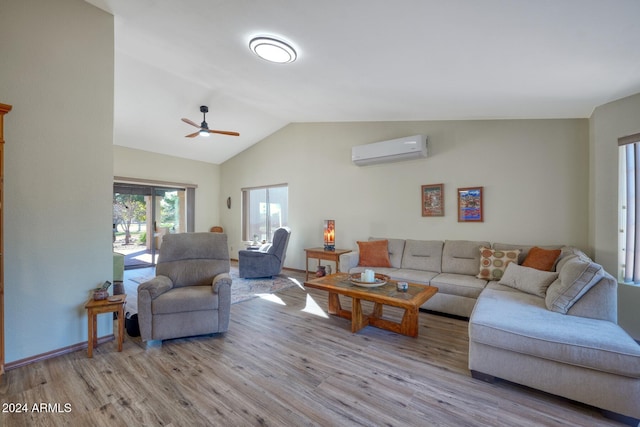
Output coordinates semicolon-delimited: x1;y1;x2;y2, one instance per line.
351;135;428;166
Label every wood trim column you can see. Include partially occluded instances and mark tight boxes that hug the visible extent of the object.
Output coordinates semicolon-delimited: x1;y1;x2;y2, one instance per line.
0;102;12;376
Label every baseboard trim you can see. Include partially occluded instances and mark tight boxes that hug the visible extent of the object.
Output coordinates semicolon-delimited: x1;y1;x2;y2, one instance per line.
5;335;115;371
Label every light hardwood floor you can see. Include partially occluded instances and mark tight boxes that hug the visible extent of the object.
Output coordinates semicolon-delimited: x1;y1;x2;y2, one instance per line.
0;271;624;426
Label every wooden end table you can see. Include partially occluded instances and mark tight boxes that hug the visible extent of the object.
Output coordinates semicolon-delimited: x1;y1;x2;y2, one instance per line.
304;273;437;337
304;247;352;280
84;294;127;358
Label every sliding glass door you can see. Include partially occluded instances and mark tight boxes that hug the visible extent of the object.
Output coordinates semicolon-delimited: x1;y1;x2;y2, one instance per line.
113;183;187;269
153;188;187;254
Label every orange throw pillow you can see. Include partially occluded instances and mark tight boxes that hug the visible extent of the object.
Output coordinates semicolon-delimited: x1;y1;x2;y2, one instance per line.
522;246;561;271
357;240;392;267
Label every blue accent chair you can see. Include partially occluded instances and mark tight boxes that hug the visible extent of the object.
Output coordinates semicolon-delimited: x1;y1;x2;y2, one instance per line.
238;227;291;278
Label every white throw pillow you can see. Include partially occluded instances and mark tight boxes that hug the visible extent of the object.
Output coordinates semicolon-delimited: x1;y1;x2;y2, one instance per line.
498;263;559;297
259;243;272;252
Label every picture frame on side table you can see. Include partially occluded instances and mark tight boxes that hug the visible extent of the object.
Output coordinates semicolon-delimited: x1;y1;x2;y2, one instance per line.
458;187;483;222
421;183;444;217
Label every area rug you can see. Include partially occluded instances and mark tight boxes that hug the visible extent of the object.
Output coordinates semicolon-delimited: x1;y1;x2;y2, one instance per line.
124;267;301;314
229;269;301;304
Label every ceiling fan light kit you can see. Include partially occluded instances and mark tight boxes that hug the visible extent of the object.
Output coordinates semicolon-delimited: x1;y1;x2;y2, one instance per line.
181;105;239;138
249;36;297;63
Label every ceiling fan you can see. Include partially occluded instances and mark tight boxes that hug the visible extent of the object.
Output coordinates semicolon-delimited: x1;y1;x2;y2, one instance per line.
181;106;240;138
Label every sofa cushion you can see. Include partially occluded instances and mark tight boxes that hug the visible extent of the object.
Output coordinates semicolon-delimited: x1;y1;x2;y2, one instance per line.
522;246;561;271
391;268;439;285
401;239;443;272
470;288;640;378
442;240;490;276
546;257;605;314
370;237;405;268
498;263;558;297
485;281;519;292
552;246;589;274
430;273;487;299
357;240;392;267
566;272;617;322
477;247;520;280
158;259;228;288
152;285;218;314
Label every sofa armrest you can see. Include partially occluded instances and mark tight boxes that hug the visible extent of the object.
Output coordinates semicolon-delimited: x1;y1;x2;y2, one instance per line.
340;251;359;272
213;273;232;293
137;275;174;342
213;272;232;331
138;275;174;299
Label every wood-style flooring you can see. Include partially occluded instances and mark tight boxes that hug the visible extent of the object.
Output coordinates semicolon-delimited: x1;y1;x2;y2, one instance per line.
0;270;625;426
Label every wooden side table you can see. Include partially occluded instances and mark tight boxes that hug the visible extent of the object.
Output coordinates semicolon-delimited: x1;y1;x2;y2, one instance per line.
304;248;352;280
84;294;127;358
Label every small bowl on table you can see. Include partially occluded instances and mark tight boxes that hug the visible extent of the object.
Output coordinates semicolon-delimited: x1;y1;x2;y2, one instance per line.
93;289;109;300
396;281;409;292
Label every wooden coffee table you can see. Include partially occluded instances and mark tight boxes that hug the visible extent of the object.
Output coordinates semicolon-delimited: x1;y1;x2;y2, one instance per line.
304;273;437;337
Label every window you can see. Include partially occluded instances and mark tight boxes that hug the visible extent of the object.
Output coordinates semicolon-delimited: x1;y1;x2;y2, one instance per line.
619;133;640;283
242;184;288;243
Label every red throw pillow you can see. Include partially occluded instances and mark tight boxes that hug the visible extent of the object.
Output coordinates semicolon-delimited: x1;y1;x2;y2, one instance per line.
522;246;561;271
357;240;392;267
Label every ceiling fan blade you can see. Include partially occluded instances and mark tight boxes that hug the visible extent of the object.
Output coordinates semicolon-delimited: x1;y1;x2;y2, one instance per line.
181;118;200;128
185;131;200;138
209;129;240;136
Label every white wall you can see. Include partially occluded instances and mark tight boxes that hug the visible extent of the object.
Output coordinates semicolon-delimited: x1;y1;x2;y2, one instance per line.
220;119;589;272
113;146;221;232
1;0;114;362
590;92;640;340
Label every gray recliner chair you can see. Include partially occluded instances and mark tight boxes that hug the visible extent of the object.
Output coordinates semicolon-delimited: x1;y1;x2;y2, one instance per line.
137;232;231;343
238;227;291;278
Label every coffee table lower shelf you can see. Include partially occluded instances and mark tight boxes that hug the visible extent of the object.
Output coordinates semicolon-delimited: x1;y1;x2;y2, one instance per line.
305;273;438;338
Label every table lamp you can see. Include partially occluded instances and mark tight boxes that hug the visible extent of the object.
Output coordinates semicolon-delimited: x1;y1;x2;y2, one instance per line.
324;220;335;251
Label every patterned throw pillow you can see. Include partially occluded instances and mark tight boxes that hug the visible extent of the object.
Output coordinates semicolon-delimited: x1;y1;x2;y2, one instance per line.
477;247;520;280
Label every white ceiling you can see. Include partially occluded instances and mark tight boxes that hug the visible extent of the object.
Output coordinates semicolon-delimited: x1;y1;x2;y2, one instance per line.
86;0;640;164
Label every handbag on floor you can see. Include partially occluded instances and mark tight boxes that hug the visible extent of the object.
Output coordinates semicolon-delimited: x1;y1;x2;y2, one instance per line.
125;312;140;337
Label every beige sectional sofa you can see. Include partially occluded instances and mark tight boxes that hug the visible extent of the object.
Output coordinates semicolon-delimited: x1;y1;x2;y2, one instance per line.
339;238;640;424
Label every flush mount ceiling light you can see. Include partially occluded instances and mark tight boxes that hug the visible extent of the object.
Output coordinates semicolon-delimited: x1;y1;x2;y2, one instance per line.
249;36;297;63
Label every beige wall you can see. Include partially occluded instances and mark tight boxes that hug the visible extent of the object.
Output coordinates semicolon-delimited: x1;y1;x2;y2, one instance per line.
113;146;221;232
1;0;114;362
590;92;640;339
220;119;589;273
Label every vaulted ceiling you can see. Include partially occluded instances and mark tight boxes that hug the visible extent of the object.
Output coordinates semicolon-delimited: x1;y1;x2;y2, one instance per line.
86;0;640;164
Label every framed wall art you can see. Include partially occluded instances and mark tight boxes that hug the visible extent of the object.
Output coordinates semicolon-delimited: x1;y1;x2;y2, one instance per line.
457;187;483;222
421;183;444;217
